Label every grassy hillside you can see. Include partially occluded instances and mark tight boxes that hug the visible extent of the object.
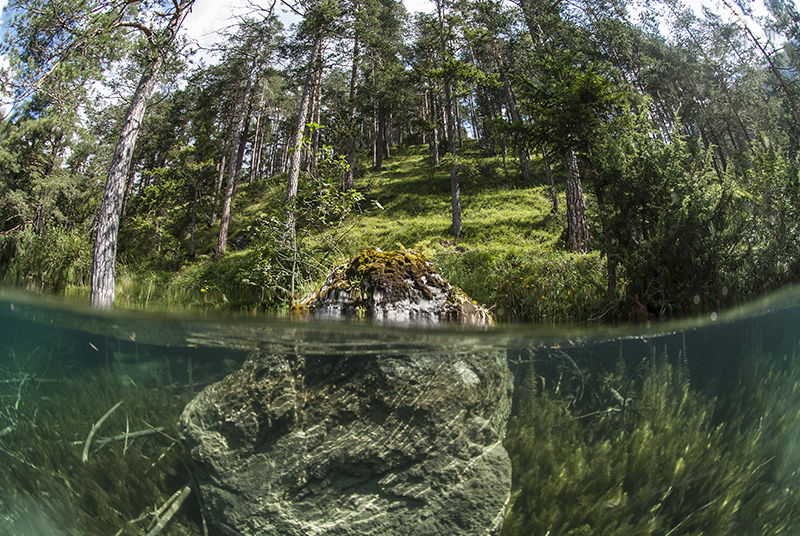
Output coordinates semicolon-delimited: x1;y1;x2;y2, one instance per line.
74;142;612;323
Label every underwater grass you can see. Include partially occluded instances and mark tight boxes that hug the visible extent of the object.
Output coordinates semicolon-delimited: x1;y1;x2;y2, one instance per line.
502;346;800;535
0;344;202;535
3;313;800;535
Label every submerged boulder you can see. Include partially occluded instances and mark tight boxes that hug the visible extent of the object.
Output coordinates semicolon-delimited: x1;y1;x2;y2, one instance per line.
180;349;513;536
292;248;493;325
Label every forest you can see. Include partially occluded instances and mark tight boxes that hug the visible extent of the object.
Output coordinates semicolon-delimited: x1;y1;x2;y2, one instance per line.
0;0;799;323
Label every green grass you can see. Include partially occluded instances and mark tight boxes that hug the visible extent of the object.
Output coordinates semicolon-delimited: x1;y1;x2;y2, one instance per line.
113;142;612;323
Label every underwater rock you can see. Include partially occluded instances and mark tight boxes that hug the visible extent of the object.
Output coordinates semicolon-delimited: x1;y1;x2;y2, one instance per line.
180;349;513;536
292;248;493;325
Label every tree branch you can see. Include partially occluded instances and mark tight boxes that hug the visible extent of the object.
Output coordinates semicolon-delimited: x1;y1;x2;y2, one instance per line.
81;400;123;463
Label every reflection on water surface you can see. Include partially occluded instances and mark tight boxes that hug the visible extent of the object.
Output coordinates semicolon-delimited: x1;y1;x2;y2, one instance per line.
1;286;799;535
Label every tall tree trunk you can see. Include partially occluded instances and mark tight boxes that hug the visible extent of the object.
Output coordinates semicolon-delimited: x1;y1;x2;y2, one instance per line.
490;36;532;182
444;81;463;237
435;0;460;236
308;66;323;171
216;60;258;259
90;0;194;307
344;34;360;190
429;89;439;166
564;149;589;252
268;104;282;176
286;36;323;234
466;42;482;141
90;56;162;308
468;91;480;140
250;85;268;185
383;112;391;160
422;88;429;145
455;100;463;151
375;107;384;171
446;81;461;237
210;116;233;225
235;102;251;177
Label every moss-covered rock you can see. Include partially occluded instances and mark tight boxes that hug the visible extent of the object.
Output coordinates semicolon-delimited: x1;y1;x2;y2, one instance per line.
293;247;493;325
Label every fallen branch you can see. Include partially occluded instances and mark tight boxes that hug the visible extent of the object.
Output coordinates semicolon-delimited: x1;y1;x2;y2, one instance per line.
0;444;38;469
82;400;123;463
123;414;130;455
142;420;179;444
145;484;192;536
71;427;164;449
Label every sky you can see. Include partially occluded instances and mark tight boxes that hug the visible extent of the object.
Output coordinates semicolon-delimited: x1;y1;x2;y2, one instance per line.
183;0;436;54
0;0;756;65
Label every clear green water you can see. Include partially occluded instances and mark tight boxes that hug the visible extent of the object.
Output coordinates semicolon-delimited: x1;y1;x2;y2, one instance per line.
1;286;799;535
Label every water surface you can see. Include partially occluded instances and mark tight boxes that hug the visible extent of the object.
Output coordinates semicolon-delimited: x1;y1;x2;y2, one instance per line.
1;286;799;535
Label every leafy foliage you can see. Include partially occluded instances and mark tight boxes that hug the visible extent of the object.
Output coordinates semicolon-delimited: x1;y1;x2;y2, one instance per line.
240;133;366;308
3;0;800;321
0;110;96;293
593;106;748;315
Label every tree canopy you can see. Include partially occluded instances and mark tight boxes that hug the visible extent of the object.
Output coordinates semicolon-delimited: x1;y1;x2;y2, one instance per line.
1;0;799;321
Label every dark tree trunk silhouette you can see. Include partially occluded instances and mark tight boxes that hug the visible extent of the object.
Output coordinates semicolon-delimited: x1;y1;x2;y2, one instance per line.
564;149;589;252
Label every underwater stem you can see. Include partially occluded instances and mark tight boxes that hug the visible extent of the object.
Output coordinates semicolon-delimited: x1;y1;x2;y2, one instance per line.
144;483;192;536
82;400;123;463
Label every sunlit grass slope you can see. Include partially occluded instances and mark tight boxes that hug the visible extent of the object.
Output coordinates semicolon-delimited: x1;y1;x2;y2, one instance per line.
111;143;609;323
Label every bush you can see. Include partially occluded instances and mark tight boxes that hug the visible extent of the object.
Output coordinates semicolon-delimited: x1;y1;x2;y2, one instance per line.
237;142;366;309
2;226;92;293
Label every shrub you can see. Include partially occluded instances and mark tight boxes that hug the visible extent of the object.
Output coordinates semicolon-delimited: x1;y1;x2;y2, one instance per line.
2;226;92;293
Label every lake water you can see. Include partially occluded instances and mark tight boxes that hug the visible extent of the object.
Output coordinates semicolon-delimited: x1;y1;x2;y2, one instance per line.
1;285;799;535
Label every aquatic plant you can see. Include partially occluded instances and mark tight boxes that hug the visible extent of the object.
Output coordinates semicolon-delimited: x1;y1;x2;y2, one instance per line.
502;347;800;535
0;346;202;536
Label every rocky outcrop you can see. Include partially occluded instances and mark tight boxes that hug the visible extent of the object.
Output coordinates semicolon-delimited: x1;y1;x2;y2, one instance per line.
180;349;513;536
291;248;493;326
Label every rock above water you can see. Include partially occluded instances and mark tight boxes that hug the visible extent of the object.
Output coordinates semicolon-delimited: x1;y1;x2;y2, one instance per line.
292;248;493;325
180;350;513;536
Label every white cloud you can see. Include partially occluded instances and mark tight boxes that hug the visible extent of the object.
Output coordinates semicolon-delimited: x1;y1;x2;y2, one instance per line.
404;0;434;14
185;0;240;50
